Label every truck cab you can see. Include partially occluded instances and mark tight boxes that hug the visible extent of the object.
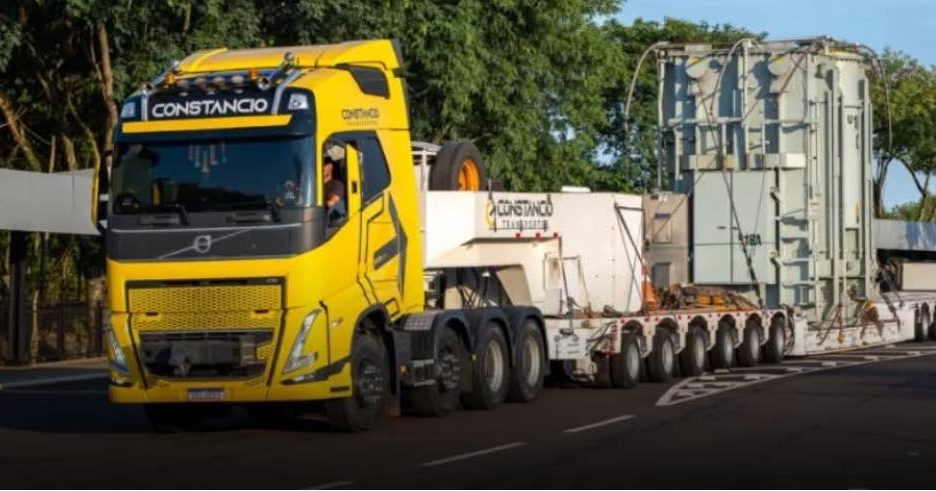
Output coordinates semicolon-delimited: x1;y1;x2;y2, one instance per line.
103;40;431;430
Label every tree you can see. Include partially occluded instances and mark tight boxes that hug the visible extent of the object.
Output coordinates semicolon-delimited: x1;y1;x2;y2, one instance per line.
870;50;936;220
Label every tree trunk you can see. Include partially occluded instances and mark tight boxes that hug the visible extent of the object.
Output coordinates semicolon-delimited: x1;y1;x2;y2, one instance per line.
0;92;42;171
917;172;931;221
95;23;118;160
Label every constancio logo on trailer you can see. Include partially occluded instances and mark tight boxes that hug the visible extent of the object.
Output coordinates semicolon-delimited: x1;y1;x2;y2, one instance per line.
485;195;553;232
150;98;270;119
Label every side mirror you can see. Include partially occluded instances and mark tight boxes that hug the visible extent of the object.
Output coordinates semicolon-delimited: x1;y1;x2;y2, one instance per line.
92;150;112;235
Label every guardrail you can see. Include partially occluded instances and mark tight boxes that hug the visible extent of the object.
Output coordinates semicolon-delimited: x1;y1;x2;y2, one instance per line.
1;301;106;365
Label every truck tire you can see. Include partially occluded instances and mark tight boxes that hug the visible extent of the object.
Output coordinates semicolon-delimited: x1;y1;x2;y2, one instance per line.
679;328;706;377
736;323;761;367
610;332;641;388
429;141;487;191
462;324;510;409
325;331;388;432
928;309;936;340
408;326;464;416
646;332;675;383
506;319;546;402
710;326;734;370
915;310;928;342
593;354;613;388
762;317;785;364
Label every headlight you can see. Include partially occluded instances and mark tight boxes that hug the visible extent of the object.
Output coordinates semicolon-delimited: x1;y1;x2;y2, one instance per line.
107;322;129;374
120;101;137;119
283;310;320;374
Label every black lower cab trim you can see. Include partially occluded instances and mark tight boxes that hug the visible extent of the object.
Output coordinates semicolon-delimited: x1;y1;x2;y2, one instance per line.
282;356;350;385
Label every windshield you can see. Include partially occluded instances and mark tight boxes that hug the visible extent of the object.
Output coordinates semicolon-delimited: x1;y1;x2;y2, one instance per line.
111;136;314;214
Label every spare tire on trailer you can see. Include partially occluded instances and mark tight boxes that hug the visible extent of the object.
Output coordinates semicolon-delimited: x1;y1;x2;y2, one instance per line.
430;141;487;191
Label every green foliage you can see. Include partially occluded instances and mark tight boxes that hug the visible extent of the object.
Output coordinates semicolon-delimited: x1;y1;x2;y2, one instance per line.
870;49;936;218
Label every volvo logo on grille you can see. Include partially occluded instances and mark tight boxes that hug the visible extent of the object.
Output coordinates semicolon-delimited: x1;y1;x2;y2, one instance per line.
193;235;212;254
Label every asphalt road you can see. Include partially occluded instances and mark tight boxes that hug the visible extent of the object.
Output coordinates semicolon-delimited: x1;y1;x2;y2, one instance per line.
3;343;936;489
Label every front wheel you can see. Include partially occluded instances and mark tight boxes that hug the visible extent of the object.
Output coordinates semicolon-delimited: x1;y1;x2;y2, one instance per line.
325;331;388;432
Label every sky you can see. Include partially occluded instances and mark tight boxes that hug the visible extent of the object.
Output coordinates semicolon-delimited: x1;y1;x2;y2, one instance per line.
616;0;936;210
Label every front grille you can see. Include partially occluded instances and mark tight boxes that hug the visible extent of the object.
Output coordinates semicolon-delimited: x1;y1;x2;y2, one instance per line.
140;330;273;379
127;278;283;313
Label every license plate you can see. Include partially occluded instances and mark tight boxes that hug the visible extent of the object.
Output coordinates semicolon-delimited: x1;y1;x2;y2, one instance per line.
187;388;225;402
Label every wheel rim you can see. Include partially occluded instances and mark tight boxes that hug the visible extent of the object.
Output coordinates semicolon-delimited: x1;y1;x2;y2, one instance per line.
457;159;481;191
722;332;733;363
484;339;505;392
661;339;674;373
522;335;541;386
625;342;640;379
749;330;760;360
355;358;384;408
693;335;705;365
438;346;460;393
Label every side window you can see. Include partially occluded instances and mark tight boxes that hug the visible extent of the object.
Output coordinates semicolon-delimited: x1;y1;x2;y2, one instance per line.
359;136;390;203
322;140;350;228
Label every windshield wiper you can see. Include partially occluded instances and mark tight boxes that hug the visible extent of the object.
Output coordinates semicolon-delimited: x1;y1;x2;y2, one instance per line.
225;202;281;224
138;203;189;226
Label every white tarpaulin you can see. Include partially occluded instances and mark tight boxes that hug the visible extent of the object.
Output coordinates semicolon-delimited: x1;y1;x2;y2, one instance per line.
0;168;98;235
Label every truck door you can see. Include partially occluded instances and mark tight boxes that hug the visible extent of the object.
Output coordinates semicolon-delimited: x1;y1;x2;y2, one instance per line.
333;132;401;316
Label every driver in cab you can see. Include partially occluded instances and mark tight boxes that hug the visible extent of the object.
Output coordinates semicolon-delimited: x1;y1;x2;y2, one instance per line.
323;144;347;224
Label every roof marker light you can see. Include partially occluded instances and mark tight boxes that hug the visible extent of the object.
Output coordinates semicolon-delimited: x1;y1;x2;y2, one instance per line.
287;93;309;111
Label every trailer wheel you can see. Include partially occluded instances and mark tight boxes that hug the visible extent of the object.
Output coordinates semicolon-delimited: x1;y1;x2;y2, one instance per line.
325;331;388;432
928;310;936;340
736;323;761;367
610;332;641;388
593;354;613;388
711;327;734;370
408;325;464;416
646;333;675;382
507;319;546;402
462;324;510;409
430;141;487;191
915;309;928;342
679;329;706;377
762;317;785;364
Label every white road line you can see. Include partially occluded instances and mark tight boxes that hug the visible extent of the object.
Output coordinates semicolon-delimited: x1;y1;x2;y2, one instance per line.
0;372;107;391
305;480;355;489
420;442;526;467
563;414;636;434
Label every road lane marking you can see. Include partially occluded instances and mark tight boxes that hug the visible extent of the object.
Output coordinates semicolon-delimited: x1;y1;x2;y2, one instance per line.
305;480;355;489
563;414;635;434
420;442;526;467
658;347;936;406
0;372;106;391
